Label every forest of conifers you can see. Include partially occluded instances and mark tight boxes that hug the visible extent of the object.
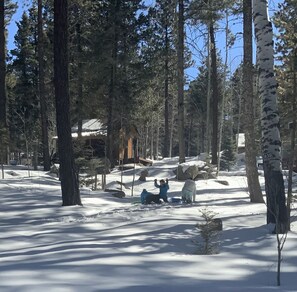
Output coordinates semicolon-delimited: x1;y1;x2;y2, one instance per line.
0;1;296;222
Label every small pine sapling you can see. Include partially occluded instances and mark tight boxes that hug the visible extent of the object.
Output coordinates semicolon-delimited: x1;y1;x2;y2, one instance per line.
193;208;222;254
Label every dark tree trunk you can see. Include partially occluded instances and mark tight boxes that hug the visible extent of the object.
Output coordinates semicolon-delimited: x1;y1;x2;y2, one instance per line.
106;0;119;169
177;0;185;164
0;1;6;127
264;168;288;230
0;1;8;166
242;0;264;203
287;53;297;230
38;0;51;171
163;25;170;158
74;4;83;138
209;23;218;165
54;0;81;206
201;119;205;153
76;22;83;139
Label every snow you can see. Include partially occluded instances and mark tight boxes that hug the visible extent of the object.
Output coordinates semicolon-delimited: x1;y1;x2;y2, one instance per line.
0;157;297;292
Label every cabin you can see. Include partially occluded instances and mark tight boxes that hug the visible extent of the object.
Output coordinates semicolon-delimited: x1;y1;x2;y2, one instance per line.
52;119;139;164
71;119;106;159
118;124;139;163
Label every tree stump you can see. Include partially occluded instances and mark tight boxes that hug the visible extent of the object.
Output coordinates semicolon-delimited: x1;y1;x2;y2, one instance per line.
105;189;126;198
138;169;148;181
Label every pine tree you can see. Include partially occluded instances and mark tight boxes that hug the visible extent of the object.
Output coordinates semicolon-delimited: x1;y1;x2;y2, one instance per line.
149;0;176;158
242;0;264;203
187;64;210;154
0;1;6;129
9;11;40;159
220;134;236;171
80;0;146;167
177;0;186;163
188;0;236;165
274;0;297;230
38;0;50;171
0;0;16;142
0;0;7;167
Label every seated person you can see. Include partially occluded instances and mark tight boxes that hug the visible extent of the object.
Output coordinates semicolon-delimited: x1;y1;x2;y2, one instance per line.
140;189;161;204
181;179;196;203
154;178;169;202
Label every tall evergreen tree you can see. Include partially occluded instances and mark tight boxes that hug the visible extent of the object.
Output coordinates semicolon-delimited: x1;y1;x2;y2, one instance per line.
73;3;83;138
242;0;264;203
0;0;8;168
274;0;297;229
10;11;40;158
0;1;6;129
0;1;17;169
163;3;171;159
0;0;15;128
106;0;119;168
220;134;236;171
177;0;186;163
187;63;209;154
67;0;104;121
80;0;146;167
54;0;81;206
38;0;50;171
188;0;234;165
209;17;219;165
150;0;176;158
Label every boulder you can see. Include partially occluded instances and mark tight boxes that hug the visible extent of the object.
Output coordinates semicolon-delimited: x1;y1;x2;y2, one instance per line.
176;164;200;181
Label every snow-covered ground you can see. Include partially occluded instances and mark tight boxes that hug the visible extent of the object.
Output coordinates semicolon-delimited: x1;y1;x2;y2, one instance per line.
0;156;297;292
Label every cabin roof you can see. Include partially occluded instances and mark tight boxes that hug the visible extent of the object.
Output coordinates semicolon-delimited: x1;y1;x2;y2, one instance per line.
53;119;107;140
71;119;106;135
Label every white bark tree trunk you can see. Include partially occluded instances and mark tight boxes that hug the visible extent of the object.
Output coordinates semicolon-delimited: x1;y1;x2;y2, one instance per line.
253;0;288;232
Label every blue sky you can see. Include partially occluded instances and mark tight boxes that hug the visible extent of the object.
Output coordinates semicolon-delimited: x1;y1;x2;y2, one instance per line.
7;0;283;82
7;0;24;51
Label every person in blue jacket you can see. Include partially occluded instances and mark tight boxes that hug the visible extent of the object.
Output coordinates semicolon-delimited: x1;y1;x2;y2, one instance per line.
141;189;161;204
154;178;169;202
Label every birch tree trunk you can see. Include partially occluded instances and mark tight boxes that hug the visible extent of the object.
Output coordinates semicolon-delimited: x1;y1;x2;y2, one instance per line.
253;0;288;232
